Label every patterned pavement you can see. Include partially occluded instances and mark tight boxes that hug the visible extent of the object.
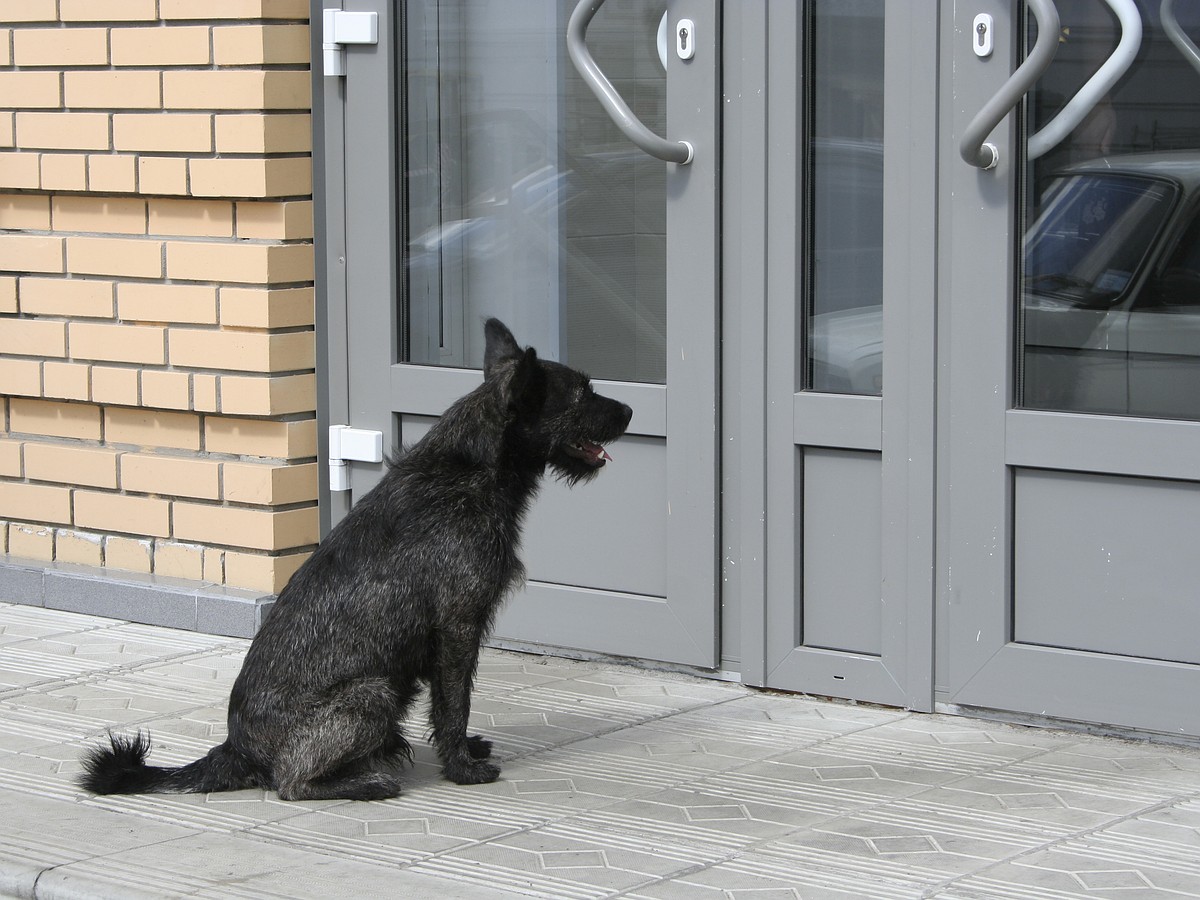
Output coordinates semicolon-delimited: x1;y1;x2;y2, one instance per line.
3;601;1200;898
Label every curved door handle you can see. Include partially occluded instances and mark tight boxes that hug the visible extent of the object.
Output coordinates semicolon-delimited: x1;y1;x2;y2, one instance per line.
567;0;694;165
961;0;1060;169
1029;0;1142;159
1162;0;1200;77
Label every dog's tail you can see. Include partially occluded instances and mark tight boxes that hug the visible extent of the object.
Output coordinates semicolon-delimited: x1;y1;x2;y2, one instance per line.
78;731;261;795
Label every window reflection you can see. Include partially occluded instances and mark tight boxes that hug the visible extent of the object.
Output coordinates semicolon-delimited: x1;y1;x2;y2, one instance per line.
400;1;667;383
805;1;886;395
1020;0;1200;419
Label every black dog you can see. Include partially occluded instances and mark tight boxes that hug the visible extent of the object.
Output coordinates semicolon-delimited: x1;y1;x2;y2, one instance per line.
79;319;632;801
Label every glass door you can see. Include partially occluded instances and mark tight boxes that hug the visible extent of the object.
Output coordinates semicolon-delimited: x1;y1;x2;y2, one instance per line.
327;0;720;667
943;0;1200;736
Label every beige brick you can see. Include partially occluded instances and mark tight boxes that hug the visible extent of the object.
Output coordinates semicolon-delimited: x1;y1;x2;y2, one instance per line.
214;24;309;65
0;483;71;525
105;535;153;572
0;30;8;68
149;199;232;238
166;241;313;285
0;72;61;110
1;0;57;22
202;546;223;583
20;278;114;318
121;453;219;500
24;443;118;489
0;318;66;356
110;25;210;66
137;157;188;196
56;529;104;566
53;196;146;235
140;369;190;410
8;522;54;560
90;366;139;406
173;502;316;552
0;113;14;149
223;460;316;506
88;154;137;193
225;549;308;593
0;275;14;313
194;373;218;412
236;200;312;240
161;0;310;21
0;357;41;395
0;234;63;274
16;113;110;151
70;321;165;365
190;157;311;200
66;237;162;279
170;329;313;373
65;72;161;110
40;154;88;192
218;286;313;328
154;540;204;580
117;282;218;325
14;28;108;66
61;0;159;21
114;114;212;154
105;407;200;451
76;490;170;537
0;194;50;230
205;416;315;459
220;373;314;415
9;398;101;440
162;71;271;111
0;440;20;478
42;361;89;401
0;153;41;190
214;113;311;154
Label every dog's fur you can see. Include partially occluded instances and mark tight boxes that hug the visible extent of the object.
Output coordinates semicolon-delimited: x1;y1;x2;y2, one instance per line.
78;319;632;801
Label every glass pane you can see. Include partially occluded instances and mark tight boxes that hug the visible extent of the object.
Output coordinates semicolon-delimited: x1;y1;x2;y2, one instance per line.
805;0;885;395
400;1;667;383
1020;0;1200;419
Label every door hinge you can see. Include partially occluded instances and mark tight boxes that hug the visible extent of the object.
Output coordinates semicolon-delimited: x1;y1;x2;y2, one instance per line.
328;424;383;492
322;9;378;78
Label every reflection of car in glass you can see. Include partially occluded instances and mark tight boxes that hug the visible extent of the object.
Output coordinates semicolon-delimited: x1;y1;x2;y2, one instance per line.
813;151;1200;418
1022;153;1200;418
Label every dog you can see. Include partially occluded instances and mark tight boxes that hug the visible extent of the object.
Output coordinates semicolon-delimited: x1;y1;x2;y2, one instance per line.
79;319;632;801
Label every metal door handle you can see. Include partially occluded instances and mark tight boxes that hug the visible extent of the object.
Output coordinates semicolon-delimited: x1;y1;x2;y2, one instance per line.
961;0;1060;169
566;0;694;165
1162;0;1200;77
1029;0;1142;159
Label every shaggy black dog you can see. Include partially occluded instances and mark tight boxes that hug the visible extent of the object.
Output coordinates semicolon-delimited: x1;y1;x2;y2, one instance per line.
79;319;632;800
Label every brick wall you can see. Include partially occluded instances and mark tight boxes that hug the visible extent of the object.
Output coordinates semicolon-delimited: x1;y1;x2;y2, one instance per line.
0;0;318;596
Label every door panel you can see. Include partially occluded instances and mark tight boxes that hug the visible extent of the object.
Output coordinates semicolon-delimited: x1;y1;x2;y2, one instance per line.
762;2;936;711
943;0;1200;736
334;0;719;668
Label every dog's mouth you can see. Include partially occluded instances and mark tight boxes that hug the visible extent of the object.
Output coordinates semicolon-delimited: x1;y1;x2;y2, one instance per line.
562;439;613;468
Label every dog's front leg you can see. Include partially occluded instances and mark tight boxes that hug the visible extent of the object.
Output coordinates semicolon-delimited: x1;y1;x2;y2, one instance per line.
429;629;500;785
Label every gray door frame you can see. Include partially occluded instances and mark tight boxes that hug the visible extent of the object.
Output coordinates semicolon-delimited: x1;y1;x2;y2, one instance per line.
938;1;1200;735
320;0;722;669
727;4;936;710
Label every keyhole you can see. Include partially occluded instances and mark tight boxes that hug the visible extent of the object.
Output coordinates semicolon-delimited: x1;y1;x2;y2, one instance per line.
679;26;689;51
977;22;987;47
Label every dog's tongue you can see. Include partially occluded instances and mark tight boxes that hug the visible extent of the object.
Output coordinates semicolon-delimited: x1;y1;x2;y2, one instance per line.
583;440;612;463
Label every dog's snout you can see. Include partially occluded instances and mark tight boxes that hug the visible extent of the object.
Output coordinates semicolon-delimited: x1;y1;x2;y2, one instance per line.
618;402;633;430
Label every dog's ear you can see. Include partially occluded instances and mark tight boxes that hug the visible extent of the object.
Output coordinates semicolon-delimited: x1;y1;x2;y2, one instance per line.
505;346;546;421
483;318;522;379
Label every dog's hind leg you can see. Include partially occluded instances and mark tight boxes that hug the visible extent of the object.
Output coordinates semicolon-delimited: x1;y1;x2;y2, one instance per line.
273;678;405;801
429;631;500;785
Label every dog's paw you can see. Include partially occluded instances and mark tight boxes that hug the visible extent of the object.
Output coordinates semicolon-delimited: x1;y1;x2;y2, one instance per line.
467;734;493;760
444;757;501;785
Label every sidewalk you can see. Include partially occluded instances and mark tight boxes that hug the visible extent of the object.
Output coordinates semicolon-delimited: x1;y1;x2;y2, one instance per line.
2;601;1200;899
